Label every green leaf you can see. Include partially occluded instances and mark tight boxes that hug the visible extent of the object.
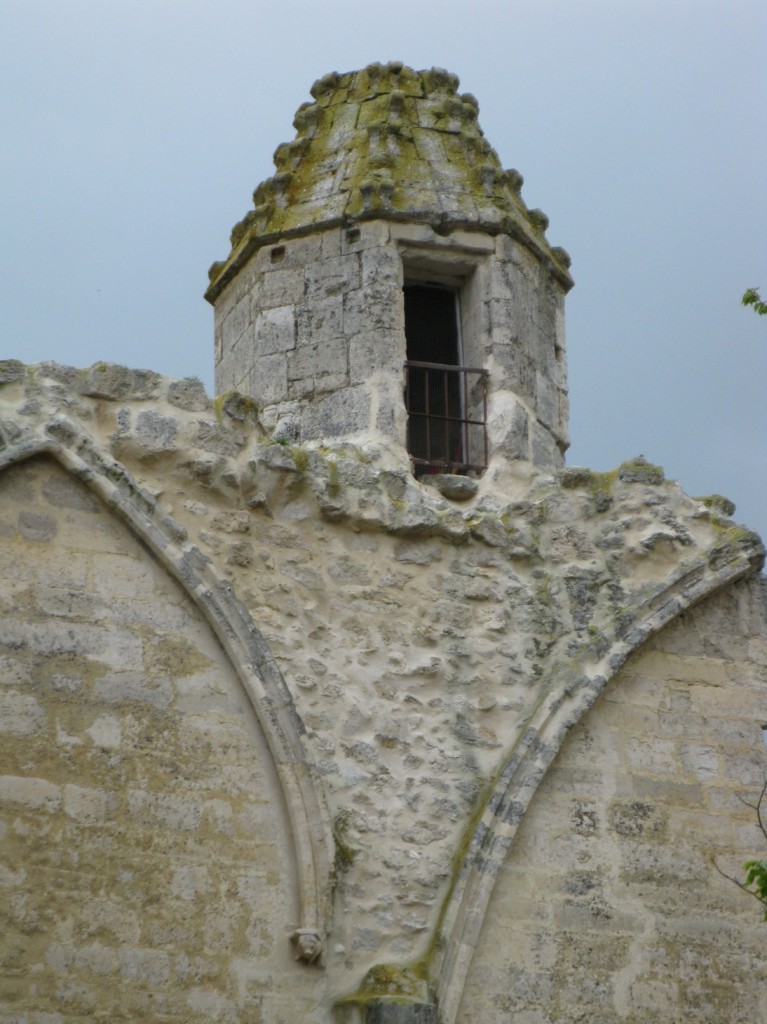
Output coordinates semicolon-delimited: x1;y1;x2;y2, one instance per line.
742;287;767;315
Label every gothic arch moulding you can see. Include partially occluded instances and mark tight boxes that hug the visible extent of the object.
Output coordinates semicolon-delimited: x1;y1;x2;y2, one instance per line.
0;412;334;943
432;537;764;1024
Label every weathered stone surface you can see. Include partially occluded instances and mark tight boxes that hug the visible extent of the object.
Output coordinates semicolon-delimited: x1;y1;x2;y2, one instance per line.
0;359;25;383
456;576;767;1024
365;1002;436;1024
617;456;665;484
1;363;764;1022
0;455;327;1023
427;474;479;501
209;65;571;469
77;362;163;400
206;65;572;308
3;65;767;1024
167;377;211;411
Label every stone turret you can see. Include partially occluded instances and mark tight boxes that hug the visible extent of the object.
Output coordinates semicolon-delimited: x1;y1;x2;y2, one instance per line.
206;62;573;472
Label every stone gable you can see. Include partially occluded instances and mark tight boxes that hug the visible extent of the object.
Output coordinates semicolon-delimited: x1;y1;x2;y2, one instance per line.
1;62;766;1024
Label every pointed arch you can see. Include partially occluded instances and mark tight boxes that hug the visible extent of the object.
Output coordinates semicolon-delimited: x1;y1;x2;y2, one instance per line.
433;541;764;1024
0;414;334;941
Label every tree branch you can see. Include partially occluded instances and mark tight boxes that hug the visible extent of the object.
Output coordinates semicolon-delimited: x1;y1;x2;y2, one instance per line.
713;860;767;909
755;779;767;842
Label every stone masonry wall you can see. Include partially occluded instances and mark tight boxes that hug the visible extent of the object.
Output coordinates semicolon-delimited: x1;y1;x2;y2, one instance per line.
0;457;326;1024
0;363;764;1021
457;575;767;1024
214;221;406;447
214;221;568;468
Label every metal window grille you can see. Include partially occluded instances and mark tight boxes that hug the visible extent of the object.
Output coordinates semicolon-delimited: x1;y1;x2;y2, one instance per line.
405;360;489;475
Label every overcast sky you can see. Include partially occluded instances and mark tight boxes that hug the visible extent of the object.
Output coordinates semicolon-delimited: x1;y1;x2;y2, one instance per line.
2;0;765;535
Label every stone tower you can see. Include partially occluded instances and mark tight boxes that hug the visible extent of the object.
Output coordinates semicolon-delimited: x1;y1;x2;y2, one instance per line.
206;62;573;473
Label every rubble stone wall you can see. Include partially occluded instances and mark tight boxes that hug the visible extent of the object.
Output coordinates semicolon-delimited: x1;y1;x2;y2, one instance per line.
0;364;765;1022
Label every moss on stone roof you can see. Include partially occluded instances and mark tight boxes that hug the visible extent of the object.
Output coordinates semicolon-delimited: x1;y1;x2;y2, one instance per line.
205;62;573;303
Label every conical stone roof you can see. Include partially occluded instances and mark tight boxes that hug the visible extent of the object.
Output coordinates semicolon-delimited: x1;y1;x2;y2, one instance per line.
205;62;572;302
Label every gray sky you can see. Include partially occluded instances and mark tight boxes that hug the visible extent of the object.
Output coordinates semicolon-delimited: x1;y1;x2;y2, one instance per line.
2;0;765;534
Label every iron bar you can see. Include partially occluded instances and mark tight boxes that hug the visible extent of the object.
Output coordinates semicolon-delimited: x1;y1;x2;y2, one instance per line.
404;361;489;475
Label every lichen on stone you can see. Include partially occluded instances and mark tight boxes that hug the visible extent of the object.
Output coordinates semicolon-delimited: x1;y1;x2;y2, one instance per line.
204;62;574;303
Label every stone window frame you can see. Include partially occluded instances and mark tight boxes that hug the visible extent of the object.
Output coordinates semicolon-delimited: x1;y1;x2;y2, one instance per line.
394;235;491;376
394;230;493;472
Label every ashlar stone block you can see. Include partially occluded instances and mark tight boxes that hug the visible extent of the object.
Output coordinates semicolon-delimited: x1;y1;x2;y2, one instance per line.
296;294;344;346
253;232;322;272
0;691;45;735
349;330;403;385
361;245;402;288
255;305;296;356
63;784;110;825
342;219;391;254
288;336;348;384
300;383;372;440
305;252;361;299
0;775;61;811
250;352;288;405
258;267;305;307
221;296;250;352
535;371;559;433
530;417;564;468
345;284;402;335
487;393;530;462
